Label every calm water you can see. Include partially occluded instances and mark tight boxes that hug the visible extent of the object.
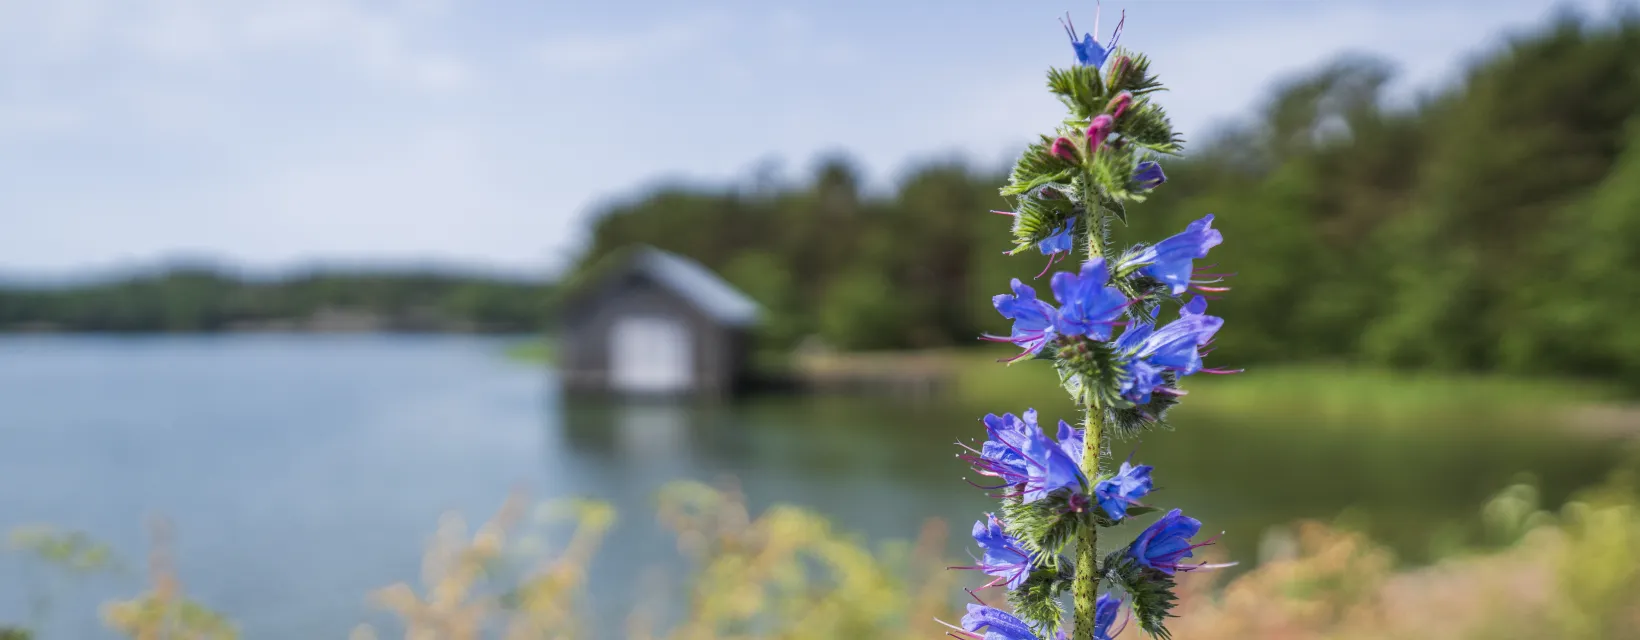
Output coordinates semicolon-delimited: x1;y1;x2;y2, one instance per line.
0;335;1628;638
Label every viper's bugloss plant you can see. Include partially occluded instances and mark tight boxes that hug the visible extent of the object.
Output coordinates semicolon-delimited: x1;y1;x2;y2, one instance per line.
952;5;1242;638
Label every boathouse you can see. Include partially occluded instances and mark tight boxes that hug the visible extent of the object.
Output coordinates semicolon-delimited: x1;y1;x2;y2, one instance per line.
555;246;761;398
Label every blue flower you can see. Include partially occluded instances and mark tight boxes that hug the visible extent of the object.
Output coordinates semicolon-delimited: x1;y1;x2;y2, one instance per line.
963;410;1085;503
966;514;1035;590
1051;258;1129;341
1093;460;1154;520
1111;297;1225;404
969;411;1033;486
1060;5;1125;69
1137;303;1223;376
1128;509;1222;575
984;279;1058;362
1033;219;1078;278
1093;594;1127;640
1055;419;1086;466
1039;221;1076;257
1132;161;1167;191
1118;214;1224;296
959;603;1039;640
1018;419;1086;502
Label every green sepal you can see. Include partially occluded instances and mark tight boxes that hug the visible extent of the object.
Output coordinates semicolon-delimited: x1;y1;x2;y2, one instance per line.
1056;358;1085;403
1054;338;1124;410
1004;135;1080;196
1122;101;1184;156
1110;371;1182;440
1113;269;1169;307
1089;502;1162;529
1000;489;1085;572
1005;562;1076;636
1106;48;1165;97
1047;65;1110;120
1005;191;1078;255
1088;145;1143;207
1106;552;1180;639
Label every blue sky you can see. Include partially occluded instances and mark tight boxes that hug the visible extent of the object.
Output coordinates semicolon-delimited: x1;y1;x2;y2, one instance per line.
0;0;1613;279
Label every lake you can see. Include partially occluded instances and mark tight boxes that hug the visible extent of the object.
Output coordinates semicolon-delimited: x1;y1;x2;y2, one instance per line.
0;335;1628;638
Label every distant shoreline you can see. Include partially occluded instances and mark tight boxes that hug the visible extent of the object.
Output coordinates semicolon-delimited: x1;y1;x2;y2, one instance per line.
0;327;543;337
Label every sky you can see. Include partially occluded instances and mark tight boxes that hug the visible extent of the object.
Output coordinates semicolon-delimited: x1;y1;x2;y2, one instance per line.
0;0;1616;280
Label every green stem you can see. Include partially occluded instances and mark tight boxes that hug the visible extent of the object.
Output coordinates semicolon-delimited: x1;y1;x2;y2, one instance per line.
1071;387;1104;637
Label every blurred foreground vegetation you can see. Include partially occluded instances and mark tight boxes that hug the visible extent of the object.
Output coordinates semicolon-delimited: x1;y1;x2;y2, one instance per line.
9;467;1640;639
575;11;1640;389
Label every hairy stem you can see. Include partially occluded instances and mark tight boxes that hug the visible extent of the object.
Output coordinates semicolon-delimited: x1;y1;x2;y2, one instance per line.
1071;387;1104;637
1079;203;1101;259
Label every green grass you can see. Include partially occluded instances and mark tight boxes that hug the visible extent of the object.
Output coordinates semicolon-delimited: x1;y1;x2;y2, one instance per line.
501;338;555;365
948;350;1626;429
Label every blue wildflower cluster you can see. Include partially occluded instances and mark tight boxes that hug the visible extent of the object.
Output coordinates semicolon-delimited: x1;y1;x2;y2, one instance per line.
945;6;1239;640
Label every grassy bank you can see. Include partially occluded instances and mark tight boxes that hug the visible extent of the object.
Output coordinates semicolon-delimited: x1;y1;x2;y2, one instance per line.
936;350;1627;430
501;338;554;364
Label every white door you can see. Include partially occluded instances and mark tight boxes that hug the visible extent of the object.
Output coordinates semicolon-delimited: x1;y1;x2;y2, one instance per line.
610;315;694;394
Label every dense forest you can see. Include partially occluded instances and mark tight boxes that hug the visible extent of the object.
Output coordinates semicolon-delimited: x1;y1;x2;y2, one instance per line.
572;11;1640;386
0;268;549;333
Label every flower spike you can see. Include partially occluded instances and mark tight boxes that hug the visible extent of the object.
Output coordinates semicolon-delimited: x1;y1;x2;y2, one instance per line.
965;12;1233;639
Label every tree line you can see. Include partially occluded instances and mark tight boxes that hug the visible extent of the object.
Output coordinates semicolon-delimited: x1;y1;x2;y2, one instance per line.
0;267;549;333
570;11;1640;387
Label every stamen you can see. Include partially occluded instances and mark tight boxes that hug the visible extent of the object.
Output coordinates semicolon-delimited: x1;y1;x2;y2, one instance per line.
1109;10;1126;50
1035;252;1060;279
1112;602;1132;637
935;617;981;640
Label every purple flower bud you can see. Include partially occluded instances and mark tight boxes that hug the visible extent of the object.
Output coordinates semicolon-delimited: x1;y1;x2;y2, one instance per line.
1049;136;1080;164
1087;115;1115;154
1106;92;1134;120
1110;55;1132;77
1132;161;1167;191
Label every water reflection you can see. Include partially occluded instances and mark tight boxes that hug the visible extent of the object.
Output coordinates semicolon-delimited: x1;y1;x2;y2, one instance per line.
0;337;1630;638
557;390;1634;574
